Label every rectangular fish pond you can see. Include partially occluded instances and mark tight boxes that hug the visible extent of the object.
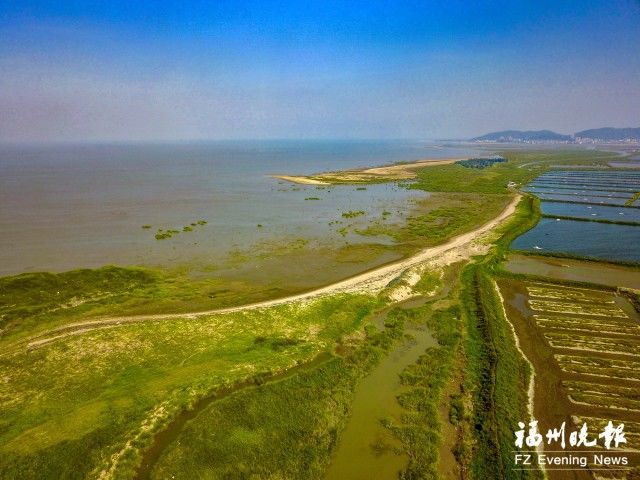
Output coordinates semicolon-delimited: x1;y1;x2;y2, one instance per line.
513;169;640;263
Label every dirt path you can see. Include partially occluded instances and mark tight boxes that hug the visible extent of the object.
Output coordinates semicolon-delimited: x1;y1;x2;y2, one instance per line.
19;194;521;351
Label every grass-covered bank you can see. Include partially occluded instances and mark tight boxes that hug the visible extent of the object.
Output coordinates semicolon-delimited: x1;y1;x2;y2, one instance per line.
460;264;541;479
457;195;543;479
0;265;295;347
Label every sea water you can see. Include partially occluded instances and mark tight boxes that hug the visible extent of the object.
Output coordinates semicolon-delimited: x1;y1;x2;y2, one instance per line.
0;140;480;276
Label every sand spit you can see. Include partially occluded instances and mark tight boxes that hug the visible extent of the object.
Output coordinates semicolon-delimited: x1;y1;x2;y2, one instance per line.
271;158;463;185
271;175;330;185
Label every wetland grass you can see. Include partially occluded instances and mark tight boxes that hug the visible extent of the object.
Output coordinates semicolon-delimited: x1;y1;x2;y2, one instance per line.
341;210;365;218
0;291;380;479
626;191;640;206
151;221;208;239
147;299;402;480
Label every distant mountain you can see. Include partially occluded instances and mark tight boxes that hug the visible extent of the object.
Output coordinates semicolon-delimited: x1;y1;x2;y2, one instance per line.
471;127;640;143
574;127;640;141
471;130;572;142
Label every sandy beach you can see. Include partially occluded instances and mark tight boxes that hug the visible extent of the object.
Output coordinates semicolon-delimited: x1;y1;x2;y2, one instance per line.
272;157;464;184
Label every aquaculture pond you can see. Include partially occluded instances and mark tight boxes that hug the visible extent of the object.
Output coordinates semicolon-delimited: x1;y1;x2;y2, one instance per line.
534;194;630;206
536;171;640;181
609;161;640;168
497;278;640;479
536;174;640;183
540;201;640;222
524;186;633;198
511;217;640;262
528;182;638;193
514;169;640;263
504;253;640;289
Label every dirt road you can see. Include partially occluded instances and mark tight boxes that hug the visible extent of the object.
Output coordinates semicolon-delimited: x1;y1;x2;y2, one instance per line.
20;194;521;351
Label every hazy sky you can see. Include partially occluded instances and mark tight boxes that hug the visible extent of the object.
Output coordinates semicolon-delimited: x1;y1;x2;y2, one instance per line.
1;0;639;142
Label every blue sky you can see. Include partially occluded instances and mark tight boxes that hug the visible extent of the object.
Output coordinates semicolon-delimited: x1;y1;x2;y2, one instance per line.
1;0;639;142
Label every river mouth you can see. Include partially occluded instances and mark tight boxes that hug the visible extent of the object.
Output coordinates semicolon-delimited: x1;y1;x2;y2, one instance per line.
324;309;436;480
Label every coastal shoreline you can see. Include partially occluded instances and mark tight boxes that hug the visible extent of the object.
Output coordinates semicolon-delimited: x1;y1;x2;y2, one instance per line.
14;194;521;352
271;157;465;184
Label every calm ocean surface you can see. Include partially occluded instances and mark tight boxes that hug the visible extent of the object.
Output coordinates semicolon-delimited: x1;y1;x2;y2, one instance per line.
0;140;481;276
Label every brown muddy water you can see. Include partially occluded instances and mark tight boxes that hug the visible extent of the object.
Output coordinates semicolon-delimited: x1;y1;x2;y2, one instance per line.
324;304;436;480
504;253;640;289
0;141;484;277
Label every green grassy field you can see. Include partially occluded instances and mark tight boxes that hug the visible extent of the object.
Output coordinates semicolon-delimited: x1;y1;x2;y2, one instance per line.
0;266;295;347
411;149;618;194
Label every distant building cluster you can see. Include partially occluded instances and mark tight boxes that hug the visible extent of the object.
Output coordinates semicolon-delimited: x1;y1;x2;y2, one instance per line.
574;137;640;144
473;138;573;144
